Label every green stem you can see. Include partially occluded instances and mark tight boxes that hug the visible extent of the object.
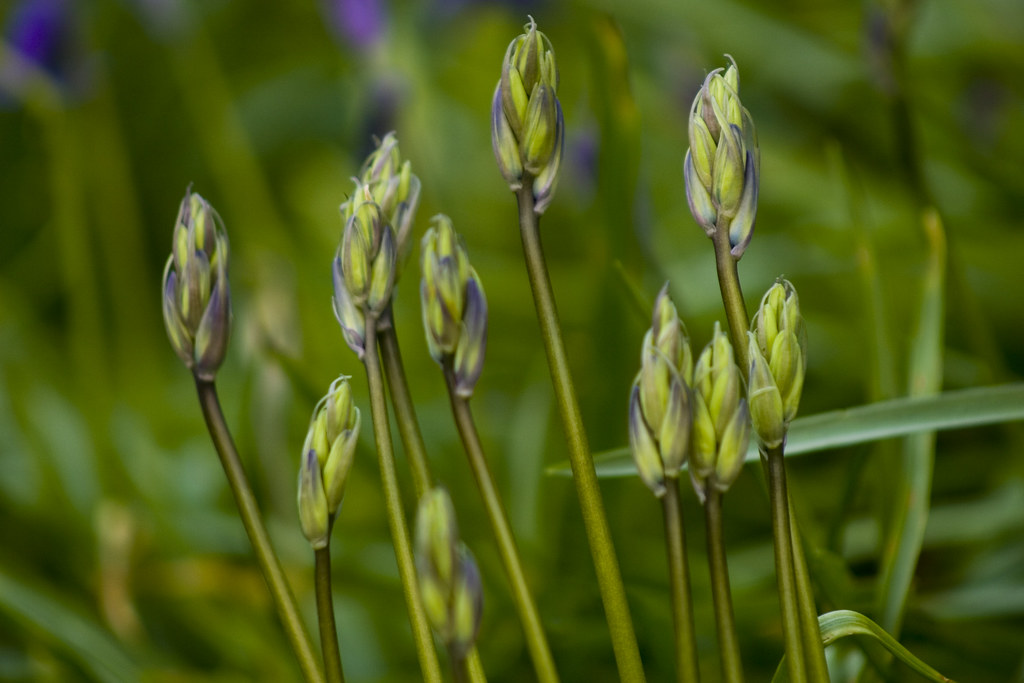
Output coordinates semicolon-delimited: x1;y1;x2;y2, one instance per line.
515;184;646;682
449;646;471;683
789;498;830;681
764;445;807;683
362;319;444;683
315;545;345;683
442;367;560;683
661;480;701;683
193;379;324;683
466;649;488;683
377;306;433;497
712;220;750;374
704;487;744;683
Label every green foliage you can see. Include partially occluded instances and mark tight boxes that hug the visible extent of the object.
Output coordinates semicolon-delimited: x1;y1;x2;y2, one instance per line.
1;0;1023;681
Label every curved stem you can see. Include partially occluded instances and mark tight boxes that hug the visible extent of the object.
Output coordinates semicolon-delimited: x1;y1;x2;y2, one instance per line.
515;184;646;682
704;488;744;683
193;379;324;683
315;545;345;683
362;319;444;683
788;498;831;682
443;367;560;683
377;306;433;497
712;221;750;376
764;445;807;683
661;480;701;683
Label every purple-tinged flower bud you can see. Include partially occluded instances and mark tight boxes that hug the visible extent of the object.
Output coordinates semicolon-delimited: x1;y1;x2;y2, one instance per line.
355;132;422;275
750;279;807;433
303;376;361;514
298;449;329;550
420;215;488;397
161;188;231;380
629;285;694;497
683;56;760;259
690;322;750;499
492;17;564;214
332;255;367;359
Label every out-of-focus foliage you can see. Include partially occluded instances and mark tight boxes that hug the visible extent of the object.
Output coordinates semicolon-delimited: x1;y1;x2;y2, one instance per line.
1;0;1022;680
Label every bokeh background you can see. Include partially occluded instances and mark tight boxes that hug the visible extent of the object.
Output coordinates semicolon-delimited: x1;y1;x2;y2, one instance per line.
1;0;1023;680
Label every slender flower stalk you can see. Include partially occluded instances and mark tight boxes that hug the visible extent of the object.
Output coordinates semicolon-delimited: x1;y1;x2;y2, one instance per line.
704;488;743;683
690;325;750;682
315;546;345;683
363;319;444;683
493;21;644;680
628;285;699;682
162;189;323;682
420;214;558;681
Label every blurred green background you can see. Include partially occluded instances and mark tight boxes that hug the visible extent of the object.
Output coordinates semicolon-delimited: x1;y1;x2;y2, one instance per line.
1;0;1023;680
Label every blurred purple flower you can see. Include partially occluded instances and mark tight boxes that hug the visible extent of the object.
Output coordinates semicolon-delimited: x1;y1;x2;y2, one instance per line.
1;0;90;103
324;0;385;51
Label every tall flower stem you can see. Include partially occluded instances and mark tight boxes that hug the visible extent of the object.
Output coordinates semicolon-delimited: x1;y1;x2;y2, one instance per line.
362;319;443;683
712;221;750;373
315;544;345;683
765;445;807;683
789;498;830;681
661;480;701;683
515;184;646;682
377;306;433;496
193;379;324;683
442;366;560;683
449;646;472;683
704;488;744;683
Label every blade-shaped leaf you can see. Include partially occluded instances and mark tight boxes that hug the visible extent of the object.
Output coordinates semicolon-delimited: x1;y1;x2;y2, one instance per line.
770;610;955;682
547;383;1024;477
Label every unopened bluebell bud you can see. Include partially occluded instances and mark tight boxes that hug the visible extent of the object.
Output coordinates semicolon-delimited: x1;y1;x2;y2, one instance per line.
332;255;367;359
161;188;231;380
751;280;806;427
298;449;330;550
690;322;749;498
415;488;482;658
420;215;488;397
304;376;361;514
683;57;759;258
492;17;565;213
356;132;422;274
629;285;694;497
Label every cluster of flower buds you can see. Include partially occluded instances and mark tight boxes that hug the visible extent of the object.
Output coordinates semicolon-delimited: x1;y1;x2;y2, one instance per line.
162;188;231;381
349;132;421;276
683;56;760;259
629;285;694;497
491;17;564;213
747;280;806;448
415;488;483;660
332;186;398;359
689;322;750;499
298;376;362;549
420;215;488;398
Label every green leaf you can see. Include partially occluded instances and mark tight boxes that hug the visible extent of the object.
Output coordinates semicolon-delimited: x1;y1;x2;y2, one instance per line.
0;567;141;682
547;383;1024;477
770;610;956;682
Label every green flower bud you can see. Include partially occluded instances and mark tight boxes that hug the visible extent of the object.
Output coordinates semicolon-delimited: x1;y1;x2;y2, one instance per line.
304;376;361;514
751;280;807;425
415;488;482;658
334;189;399;328
298;449;329;550
450;544;483;659
683;56;760;258
629;285;694;497
420;215;488;397
161;188;231;380
492;17;564;213
747;333;785;448
690;322;749;498
356;133;422;274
